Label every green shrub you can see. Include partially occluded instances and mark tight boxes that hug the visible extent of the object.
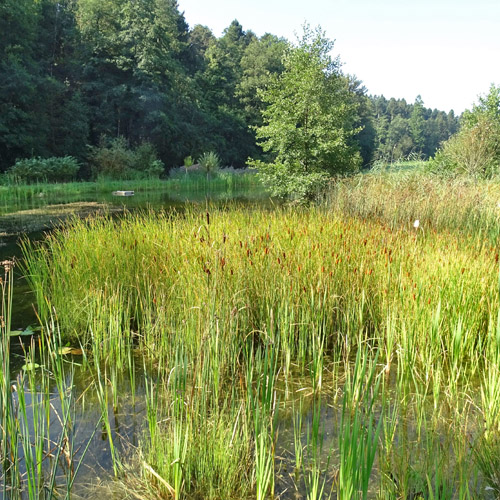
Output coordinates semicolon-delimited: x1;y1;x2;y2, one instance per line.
145;159;165;178
429;117;500;179
89;137;164;180
134;142;164;178
183;155;194;168
89;137;134;179
198;151;220;175
6;156;80;183
430;85;500;179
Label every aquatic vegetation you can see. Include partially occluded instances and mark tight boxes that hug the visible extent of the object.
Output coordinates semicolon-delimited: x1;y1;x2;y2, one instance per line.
22;205;498;366
338;348;382;500
15;184;500;498
0;172;262;219
0;261;98;499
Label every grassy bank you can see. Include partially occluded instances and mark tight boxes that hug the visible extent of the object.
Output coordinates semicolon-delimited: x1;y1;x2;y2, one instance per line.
20;185;500;497
0;170;260;207
328;168;500;239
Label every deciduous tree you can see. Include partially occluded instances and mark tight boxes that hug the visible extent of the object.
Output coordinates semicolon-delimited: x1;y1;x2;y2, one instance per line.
250;25;361;200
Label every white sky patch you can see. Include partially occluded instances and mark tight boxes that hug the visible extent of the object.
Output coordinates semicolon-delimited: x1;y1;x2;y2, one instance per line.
178;0;500;114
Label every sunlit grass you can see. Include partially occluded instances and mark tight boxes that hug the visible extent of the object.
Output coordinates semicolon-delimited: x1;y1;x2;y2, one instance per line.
328;168;500;239
22;205;498;369
18;177;500;498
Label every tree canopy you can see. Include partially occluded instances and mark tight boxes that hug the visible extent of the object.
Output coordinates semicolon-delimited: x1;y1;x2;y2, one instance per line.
0;0;459;178
430;84;500;178
250;26;361;199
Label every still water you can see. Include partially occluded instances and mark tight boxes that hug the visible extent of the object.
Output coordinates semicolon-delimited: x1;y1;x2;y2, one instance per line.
1;184;269;330
0;183;273;498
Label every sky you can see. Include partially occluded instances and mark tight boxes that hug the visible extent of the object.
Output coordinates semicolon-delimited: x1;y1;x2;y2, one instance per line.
177;0;500;114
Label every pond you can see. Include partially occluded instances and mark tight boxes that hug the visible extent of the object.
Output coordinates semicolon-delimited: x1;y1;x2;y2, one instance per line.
0;183;496;500
0;183;271;499
1;183;269;330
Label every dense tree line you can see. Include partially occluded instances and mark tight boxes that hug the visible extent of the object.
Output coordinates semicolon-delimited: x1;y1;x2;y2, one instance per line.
369;95;459;162
0;0;458;175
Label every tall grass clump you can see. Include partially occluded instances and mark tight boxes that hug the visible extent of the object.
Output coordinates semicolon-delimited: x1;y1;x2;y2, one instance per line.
22;205;498;370
0;260;97;498
327;168;500;239
120;344;253;500
337;348;382;499
19;199;500;497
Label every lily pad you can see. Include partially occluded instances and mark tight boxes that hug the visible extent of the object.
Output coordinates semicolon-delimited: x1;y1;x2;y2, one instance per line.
9;325;41;337
22;362;40;371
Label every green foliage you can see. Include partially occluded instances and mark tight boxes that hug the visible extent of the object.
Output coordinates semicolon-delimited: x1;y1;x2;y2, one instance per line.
0;0;458;174
89;137;164;180
409;95;426;152
237;33;287;126
252;159;329;201
349;78;376;166
250;25;361;200
462;83;500;127
89;137;134;179
183;155;194;167
198;151;221;174
430;117;500;178
134;142;164;177
198;20;259;166
429;85;500;178
0;0;91;171
370;95;458;163
386;116;412;161
7;156;80;183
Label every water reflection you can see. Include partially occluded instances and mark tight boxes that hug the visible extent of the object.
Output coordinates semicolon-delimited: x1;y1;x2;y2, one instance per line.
0;184;270;330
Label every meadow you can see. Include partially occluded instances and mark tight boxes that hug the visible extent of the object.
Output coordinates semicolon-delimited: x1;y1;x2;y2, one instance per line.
2;170;500;498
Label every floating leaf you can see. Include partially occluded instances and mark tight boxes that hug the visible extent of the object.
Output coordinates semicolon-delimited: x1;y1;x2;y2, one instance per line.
9;325;41;337
58;347;84;356
22;362;40;371
10;326;34;337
